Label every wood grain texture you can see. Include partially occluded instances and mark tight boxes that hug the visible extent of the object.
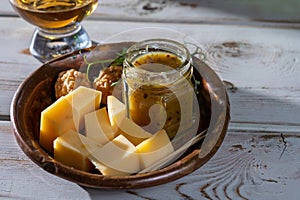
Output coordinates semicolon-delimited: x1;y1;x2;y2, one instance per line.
1;121;300;199
2;0;300;26
171;131;300;200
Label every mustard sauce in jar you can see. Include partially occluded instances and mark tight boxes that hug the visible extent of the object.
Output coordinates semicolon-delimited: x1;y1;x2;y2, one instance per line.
123;39;194;139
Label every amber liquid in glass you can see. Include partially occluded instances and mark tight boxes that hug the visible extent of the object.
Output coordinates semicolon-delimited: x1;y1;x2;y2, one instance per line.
10;0;98;29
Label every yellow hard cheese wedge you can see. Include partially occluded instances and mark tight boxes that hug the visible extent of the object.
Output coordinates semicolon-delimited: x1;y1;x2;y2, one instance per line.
53;130;102;172
136;129;174;169
89;135;140;176
107;96;152;145
84;107;116;145
64;86;102;131
40;97;76;152
39;86;101;152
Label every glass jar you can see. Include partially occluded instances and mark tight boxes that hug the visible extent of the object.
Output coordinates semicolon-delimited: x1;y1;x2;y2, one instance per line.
123;39;194;139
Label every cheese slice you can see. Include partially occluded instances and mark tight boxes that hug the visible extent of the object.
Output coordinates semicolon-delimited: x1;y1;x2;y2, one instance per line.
89;135;140;176
64;86;102;132
53;130;102;172
107;96;152;145
136;129;174;169
107;95;126;130
84;107;117;145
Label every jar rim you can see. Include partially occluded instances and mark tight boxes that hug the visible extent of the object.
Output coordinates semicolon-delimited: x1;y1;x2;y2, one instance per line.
123;38;192;83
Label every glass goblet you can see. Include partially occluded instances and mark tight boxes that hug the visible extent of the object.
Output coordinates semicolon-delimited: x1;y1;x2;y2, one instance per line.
9;0;98;62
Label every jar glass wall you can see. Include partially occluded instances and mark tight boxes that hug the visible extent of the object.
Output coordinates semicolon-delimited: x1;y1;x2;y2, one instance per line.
123;39;195;139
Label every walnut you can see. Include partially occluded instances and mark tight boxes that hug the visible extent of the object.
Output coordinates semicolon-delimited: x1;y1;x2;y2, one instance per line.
55;69;91;99
93;65;123;104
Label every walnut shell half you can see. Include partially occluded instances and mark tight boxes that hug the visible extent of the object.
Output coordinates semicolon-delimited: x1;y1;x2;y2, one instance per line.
55;69;91;99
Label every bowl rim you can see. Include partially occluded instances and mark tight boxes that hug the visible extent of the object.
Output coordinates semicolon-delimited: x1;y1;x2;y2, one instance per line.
10;43;230;189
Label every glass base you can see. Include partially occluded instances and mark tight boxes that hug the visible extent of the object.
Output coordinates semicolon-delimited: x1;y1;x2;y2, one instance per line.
29;23;92;63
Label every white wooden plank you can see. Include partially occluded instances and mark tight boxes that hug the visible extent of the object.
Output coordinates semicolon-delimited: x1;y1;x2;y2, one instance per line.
0;18;40;117
1;121;300;199
228;87;300;126
2;0;300;24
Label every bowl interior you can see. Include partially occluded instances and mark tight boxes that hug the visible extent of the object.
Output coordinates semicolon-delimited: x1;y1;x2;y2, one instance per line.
11;42;229;189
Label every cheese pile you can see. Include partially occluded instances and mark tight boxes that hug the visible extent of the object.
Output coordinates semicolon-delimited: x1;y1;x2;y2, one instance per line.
39;86;174;176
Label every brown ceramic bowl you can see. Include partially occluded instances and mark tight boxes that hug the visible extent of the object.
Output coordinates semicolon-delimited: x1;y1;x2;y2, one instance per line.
10;42;230;189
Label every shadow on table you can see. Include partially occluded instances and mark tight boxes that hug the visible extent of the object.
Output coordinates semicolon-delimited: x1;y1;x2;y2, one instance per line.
82;184;175;200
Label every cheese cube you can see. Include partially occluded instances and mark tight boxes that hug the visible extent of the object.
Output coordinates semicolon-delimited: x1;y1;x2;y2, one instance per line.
84;107;116;145
53;130;102;172
89;135;140;175
136;129;174;169
107;96;152;145
39;86;101;152
40;97;76;152
65;86;102;131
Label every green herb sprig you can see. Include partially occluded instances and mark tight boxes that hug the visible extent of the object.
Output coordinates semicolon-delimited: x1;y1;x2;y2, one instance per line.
83;48;127;82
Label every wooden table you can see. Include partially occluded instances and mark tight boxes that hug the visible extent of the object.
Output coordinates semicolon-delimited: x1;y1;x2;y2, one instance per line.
1;0;300;199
